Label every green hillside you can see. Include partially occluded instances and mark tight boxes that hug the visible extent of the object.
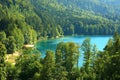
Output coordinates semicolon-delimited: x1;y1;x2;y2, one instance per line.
31;0;120;35
1;0;120;40
1;0;120;80
0;0;120;52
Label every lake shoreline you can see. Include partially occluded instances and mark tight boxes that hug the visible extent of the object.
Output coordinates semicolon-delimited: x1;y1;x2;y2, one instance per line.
36;35;112;66
36;35;112;43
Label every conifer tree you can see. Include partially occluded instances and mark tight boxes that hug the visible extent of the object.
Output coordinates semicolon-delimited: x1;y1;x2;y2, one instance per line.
0;42;7;80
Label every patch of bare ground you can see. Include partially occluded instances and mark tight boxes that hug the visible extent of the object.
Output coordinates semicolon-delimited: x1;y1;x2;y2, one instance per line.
5;51;21;65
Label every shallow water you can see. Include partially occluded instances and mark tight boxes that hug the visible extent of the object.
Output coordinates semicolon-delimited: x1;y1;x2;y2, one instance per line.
36;35;112;66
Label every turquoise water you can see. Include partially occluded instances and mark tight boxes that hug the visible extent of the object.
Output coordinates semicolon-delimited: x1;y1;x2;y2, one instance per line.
36;35;112;66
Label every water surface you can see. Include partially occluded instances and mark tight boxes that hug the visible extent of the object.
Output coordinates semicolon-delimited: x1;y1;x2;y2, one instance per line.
36;35;112;66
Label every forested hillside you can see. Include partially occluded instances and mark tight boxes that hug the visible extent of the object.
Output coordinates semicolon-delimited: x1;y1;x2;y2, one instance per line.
1;0;120;80
1;32;120;80
31;0;120;35
1;0;120;41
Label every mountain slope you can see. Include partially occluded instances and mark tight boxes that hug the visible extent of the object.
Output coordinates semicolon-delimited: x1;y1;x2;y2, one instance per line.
31;0;120;35
0;0;120;41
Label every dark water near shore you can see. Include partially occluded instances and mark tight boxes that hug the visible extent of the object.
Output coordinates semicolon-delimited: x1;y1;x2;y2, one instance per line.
36;35;112;66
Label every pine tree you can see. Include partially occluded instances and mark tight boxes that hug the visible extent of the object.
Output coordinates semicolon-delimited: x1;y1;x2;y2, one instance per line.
0;42;7;80
55;42;80;80
41;50;55;80
81;38;92;79
5;36;16;54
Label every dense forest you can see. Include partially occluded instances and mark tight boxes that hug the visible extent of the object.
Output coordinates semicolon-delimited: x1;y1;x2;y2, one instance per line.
1;32;120;80
1;0;120;40
1;0;120;80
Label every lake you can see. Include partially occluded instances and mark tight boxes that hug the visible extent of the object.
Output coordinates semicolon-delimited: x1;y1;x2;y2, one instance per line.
36;35;112;66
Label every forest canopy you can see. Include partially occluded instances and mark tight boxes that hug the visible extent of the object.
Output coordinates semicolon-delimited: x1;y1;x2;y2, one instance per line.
1;0;120;80
0;0;120;41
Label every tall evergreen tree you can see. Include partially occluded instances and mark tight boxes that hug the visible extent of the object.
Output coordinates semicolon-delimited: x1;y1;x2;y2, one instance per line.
5;36;16;54
41;50;55;80
0;31;6;43
106;32;120;79
81;38;92;79
55;42;80;80
16;51;42;80
0;42;7;80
